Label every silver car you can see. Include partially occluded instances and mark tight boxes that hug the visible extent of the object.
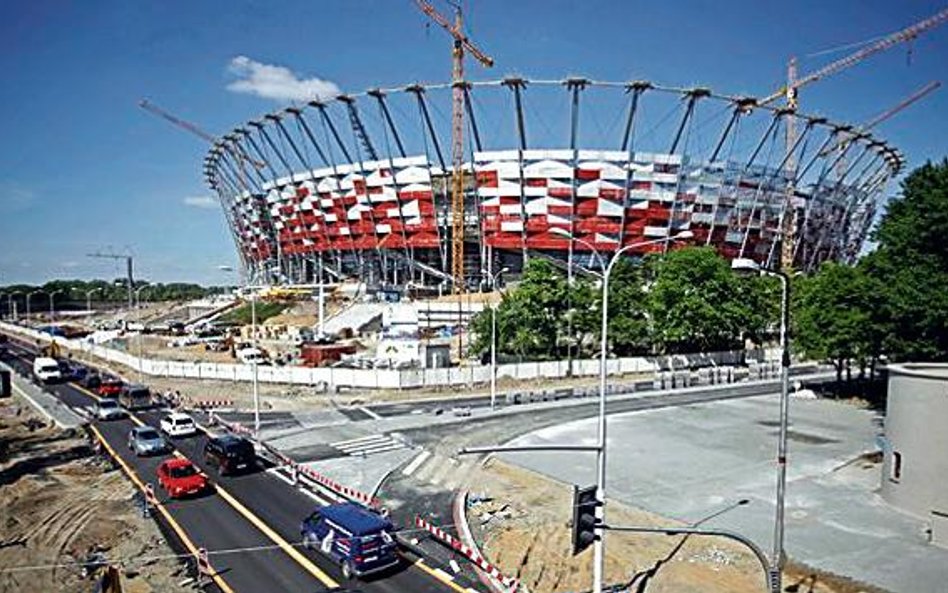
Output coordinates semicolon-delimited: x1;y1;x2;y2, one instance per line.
94;399;126;421
127;426;169;456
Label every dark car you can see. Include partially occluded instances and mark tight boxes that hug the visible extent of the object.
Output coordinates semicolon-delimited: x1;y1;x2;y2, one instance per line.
58;361;88;382
300;503;399;580
81;372;102;389
203;435;256;476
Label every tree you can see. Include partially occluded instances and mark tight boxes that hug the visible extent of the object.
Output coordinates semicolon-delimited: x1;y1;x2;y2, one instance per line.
794;262;877;385
603;259;651;356
646;247;750;353
861;159;948;362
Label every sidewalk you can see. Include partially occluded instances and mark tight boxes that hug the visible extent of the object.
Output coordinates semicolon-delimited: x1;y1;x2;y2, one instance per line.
0;361;84;429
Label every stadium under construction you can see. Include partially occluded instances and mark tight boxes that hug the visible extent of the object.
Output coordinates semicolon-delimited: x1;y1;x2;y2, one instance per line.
201;78;904;289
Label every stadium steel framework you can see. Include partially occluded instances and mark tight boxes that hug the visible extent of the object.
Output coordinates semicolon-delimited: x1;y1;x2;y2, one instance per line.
202;77;903;288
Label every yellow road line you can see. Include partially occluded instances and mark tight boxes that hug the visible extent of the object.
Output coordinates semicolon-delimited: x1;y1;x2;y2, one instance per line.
88;425;237;593
213;484;339;588
408;557;476;593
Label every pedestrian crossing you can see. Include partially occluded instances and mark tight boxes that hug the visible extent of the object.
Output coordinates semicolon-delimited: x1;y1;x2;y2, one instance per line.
330;433;407;457
403;451;481;491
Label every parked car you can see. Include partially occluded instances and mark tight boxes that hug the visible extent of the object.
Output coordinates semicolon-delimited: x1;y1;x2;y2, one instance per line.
94;399;126;421
118;384;151;410
203;435;256;476
127;426;169;456
32;357;62;383
96;378;123;397
156;458;208;498
160;412;198;438
300;503;399;580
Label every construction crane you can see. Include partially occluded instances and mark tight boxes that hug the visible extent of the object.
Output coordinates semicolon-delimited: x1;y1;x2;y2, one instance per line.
769;7;948;270
138;99;266;169
414;0;494;293
820;80;941;156
87;252;134;309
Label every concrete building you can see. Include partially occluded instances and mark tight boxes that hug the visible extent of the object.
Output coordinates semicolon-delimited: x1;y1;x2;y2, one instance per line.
881;363;948;548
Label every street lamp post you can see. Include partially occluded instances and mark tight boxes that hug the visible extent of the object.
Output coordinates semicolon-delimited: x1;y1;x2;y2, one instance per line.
134;285;148;382
26;290;43;323
487;267;510;412
552;227;693;593
731;257;790;593
219;265;261;437
6;291;22;322
48;290;64;323
85;288;101;314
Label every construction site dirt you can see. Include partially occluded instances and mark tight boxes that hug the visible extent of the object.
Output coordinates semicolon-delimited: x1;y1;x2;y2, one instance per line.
0;400;192;593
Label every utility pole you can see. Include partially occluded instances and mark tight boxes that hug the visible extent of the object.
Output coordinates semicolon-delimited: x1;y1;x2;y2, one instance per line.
88;253;134;309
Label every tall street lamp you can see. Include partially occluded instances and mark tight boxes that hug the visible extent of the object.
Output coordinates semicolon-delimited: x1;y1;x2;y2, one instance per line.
85;288;101;314
48;290;64;323
486;266;510;412
134;285;149;382
220;265;261;437
731;258;790;593
552;227;693;593
6;291;22;322
26;290;44;323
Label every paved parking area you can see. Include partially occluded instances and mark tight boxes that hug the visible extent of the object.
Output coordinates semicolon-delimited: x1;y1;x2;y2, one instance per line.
502;394;948;593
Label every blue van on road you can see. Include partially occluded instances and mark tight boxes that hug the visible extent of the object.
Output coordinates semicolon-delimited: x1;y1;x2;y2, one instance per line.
300;503;399;580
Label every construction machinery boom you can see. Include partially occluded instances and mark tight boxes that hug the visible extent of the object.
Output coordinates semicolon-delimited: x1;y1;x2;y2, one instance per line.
138;99;266;169
414;0;494;293
773;7;948;270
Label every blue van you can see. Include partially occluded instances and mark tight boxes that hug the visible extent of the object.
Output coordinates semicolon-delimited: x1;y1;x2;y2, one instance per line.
300;503;399;579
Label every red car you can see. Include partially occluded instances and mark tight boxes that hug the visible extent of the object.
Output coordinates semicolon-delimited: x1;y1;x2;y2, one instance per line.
96;378;123;397
156;458;209;498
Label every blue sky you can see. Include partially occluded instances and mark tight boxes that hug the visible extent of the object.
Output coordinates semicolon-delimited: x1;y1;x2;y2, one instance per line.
1;0;945;285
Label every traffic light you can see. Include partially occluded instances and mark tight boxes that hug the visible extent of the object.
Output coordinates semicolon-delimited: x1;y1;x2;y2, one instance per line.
571;484;600;555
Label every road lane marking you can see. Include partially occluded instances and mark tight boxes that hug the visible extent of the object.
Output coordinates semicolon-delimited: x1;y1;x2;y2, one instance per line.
213;482;340;588
402;450;431;476
359;406;382;420
88;425;237;593
408;557;474;593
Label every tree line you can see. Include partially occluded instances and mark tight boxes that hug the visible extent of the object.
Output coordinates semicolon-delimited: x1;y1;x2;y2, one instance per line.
0;279;224;310
471;159;948;384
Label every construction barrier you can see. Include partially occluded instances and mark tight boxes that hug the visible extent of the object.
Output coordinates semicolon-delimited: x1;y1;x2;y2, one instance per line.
144;483;157;507
414;516;518;590
196;547;212;579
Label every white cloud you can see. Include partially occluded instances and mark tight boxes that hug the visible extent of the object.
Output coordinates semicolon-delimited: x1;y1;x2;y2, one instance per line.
183;195;218;209
226;55;340;102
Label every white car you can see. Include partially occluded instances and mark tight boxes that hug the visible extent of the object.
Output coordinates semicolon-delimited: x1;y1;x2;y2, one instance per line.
95;399;126;421
160;412;198;438
32;357;62;383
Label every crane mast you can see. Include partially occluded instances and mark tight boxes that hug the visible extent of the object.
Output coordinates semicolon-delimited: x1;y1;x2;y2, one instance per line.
772;7;948;269
414;0;494;293
87;252;134;309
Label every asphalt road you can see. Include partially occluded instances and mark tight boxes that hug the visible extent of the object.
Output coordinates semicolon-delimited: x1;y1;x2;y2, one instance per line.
1;337;460;593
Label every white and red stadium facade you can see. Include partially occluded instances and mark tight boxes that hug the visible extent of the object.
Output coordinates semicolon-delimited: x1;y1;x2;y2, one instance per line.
203;78;902;287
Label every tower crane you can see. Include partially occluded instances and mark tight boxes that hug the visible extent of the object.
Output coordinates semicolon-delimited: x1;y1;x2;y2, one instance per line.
820;80;941;156
767;7;948;270
138;99;266;169
87;252;134;309
414;0;494;293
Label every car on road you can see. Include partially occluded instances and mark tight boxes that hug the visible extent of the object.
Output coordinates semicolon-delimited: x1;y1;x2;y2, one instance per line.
118;384;152;410
58;360;88;382
32;356;62;383
81;372;102;389
300;503;399;580
203;434;256;476
127;426;169;456
96;378;123;397
160;412;198;438
94;399;126;421
156;458;208;498
452;406;472;417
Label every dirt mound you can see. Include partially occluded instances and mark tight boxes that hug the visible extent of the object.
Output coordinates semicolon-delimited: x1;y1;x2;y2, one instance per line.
0;404;191;593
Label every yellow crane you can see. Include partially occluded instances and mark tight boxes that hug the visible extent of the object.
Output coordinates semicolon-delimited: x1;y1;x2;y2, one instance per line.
766;7;948;269
414;0;494;293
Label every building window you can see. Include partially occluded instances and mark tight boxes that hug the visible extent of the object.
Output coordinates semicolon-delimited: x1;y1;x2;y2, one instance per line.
891;451;902;482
